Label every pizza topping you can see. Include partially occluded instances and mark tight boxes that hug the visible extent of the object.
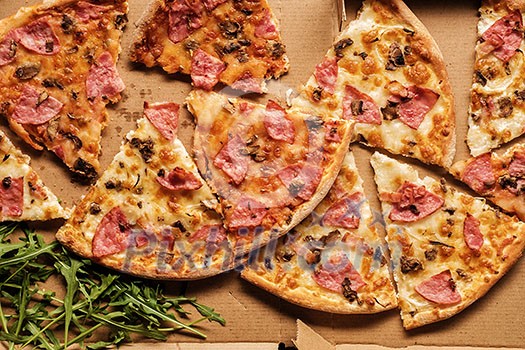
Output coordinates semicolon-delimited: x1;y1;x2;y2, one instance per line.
92;207;131;258
278;164;322;201
228;196;267;230
415;270;462;305
11;85;63;125
214;134;249;185
479;10;523;62
190;49;226;90
130;137;155;163
508;151;525;178
386;42;405;70
385;182;444;222
188;224;227;250
12;20;60;55
156;167;203;191
144;102;180;140
0;34;17;66
218;20;241;39
203;0;227;11
231;72;264;93
463;213;483;252
324;120;341;142
263;100;295;144
75;1;111;22
14;62;41;80
0;176;23;217
460;153;495;193
73;158;97;184
313;252;366;293
254;9;278;40
400;255;424;274
334;38;354;58
322;193;362;229
497;97;513;118
168;1;204;43
343;85;381;124
314;57;338;94
393;85;440;130
86;51;125;101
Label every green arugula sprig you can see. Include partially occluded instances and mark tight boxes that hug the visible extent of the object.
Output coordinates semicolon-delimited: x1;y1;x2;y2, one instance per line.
0;223;225;349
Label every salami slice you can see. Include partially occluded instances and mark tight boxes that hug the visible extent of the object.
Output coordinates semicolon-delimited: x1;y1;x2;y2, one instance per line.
203;0;227;11
0;33;17;66
228;197;267;230
92;207;131;258
12;19;60;55
343;85;381;124
278;163;322;201
213;134;249;185
254;9;278;40
415;270;462;305
479;10;523;62
156;167;203;191
75;1;111;22
190;49;226;90
324;120;341;142
461;153;495;193
189;224;227;250
463;213;483;251
314;57;338;94
387;182;444;222
11;85;63;125
508;151;525;178
397;86;439;130
0;177;23;217
313;252;366;293
86;51;125;100
144;102;179;140
322;193;362;229
168;1;203;44
231;72;264;94
263;100;295;144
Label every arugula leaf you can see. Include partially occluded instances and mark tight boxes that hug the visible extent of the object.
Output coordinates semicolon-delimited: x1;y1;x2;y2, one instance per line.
0;223;225;349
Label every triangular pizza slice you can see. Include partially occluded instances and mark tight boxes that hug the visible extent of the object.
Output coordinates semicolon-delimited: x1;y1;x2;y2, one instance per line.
241;151;397;314
371;152;525;329
56;102;234;279
0;0;128;183
0;129;66;221
187;90;353;264
292;0;456;168
467;0;525;156
130;0;289;93
450;144;525;221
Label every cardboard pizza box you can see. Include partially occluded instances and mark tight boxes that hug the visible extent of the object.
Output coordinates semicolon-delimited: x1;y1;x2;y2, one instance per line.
0;0;523;349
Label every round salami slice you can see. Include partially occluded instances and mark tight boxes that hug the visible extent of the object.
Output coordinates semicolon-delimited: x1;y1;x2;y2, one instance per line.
312;252;366;293
74;1;111;22
463;213;483;252
314;57;338;94
263;100;295;144
12;19;60;55
387;182;444;222
415;270;462;305
92;207;131;258
156;167;203;191
461;153;495;193
0;176;24;217
11;85;63;125
343;85;381;124
0;33;17;66
144;101;179;141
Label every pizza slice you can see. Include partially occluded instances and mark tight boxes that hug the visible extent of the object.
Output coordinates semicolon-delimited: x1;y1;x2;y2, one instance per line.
0;129;66;221
371;152;525;329
241;151;397;314
450;144;525;221
291;0;456;168
0;0;128;183
467;0;525;156
56;102;234;280
187;90;353;263
130;0;288;93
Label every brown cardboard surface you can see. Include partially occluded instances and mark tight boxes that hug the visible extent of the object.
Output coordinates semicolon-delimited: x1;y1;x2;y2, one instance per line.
0;0;524;348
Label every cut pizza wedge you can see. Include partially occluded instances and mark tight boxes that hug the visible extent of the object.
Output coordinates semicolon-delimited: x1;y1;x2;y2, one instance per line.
0;0;128;183
187;90;353;264
450;144;525;221
130;0;289;93
371;152;525;329
56;102;234;280
0;129;66;221
241;151;397;314
291;0;455;168
467;0;525;156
